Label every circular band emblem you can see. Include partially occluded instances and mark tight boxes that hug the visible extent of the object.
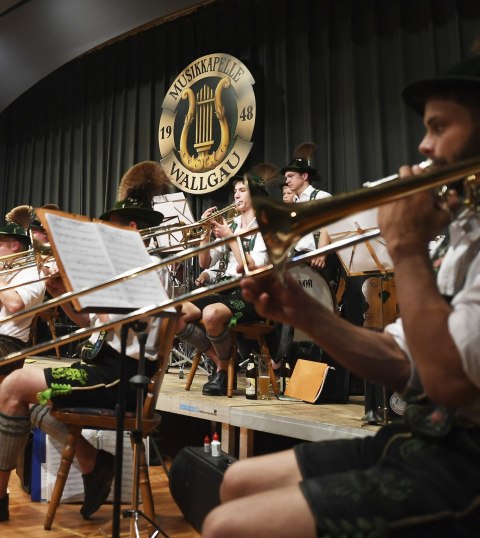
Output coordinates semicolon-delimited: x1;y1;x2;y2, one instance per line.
158;53;256;194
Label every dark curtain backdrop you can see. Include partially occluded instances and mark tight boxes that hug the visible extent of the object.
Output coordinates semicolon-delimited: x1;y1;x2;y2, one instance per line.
1;0;480;220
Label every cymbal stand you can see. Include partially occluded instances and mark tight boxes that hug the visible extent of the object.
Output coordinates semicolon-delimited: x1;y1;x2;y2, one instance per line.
122;328;169;538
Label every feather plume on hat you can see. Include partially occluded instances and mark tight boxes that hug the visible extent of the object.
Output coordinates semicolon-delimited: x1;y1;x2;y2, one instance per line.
5;205;35;230
99;161;168;226
293;142;318;163
281;141;319;177
117;161;171;203
251;162;280;183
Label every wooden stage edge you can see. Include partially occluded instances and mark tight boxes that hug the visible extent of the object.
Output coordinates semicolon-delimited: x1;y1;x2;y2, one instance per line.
156;368;379;459
25;356;379;459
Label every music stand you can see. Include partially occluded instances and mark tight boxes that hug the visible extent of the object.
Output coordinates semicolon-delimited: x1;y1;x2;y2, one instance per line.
327;209;395;424
326;208;393;276
37;210;176;537
152;194;211;377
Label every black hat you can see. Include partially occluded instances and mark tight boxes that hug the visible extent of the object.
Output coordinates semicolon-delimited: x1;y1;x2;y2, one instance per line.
402;56;480;115
0;223;31;245
99;161;168;226
281;142;318;176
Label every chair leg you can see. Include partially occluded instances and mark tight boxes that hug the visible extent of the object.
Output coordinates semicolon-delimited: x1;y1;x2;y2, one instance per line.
138;442;155;521
44;426;81;530
46;316;61;358
185;352;201;390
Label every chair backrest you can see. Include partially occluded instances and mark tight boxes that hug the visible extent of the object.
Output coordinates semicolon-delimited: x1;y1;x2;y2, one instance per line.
142;311;179;420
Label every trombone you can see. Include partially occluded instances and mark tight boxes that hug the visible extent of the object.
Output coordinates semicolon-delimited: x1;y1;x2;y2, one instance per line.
1;157;479;366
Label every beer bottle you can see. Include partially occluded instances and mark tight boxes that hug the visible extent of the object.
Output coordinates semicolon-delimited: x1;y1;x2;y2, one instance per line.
274;360;285;395
245;354;258;400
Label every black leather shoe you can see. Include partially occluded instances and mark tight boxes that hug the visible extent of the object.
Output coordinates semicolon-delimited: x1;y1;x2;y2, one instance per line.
0;493;8;522
202;370;228;396
80;449;115;519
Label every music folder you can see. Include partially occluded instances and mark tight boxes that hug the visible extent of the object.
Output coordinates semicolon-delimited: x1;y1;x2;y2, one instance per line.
37;208;174;314
284;359;333;403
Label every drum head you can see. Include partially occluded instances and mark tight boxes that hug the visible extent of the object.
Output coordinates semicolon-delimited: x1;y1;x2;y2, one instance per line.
287;265;336;342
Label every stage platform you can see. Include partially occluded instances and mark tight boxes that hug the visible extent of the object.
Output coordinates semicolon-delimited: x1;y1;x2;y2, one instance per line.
25;356;379;459
156;370;379;458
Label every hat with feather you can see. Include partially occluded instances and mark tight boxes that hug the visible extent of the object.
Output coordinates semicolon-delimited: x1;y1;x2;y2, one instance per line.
5;205;35;231
281;142;319;179
99;161;168;226
2;204;32;245
0;223;30;245
247;162;285;195
230;162;275;198
31;204;60;229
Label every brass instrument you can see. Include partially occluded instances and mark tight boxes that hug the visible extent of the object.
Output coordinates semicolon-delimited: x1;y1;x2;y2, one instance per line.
1;158;479;366
0;249;36;271
0;240;56;290
252;158;480;271
143;202;239;252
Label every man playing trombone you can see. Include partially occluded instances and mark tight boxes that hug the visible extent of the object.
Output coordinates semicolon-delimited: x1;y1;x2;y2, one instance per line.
0;221;45;378
203;56;480;536
175;174;269;396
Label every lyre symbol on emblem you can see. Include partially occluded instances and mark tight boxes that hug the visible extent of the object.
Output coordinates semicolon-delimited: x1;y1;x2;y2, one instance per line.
179;77;231;172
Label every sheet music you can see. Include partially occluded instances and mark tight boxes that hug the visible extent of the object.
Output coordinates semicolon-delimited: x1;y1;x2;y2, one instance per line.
326;208;394;275
153;192;195;251
44;212;172;311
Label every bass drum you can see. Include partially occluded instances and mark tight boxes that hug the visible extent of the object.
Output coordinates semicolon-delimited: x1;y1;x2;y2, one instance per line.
288;264;337;342
273;264;351;402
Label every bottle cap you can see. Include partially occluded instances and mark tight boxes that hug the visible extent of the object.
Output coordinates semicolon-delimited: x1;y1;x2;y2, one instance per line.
213;432;219;441
204;434;210;444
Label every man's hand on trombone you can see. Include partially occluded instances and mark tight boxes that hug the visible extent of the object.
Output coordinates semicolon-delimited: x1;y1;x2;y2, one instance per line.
378;164;451;264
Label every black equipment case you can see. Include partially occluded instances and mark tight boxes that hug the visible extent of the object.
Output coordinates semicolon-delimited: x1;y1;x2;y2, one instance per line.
169;446;236;532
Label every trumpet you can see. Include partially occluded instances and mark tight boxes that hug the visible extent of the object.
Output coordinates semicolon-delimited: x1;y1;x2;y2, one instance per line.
142;202;239;251
1;157;479;366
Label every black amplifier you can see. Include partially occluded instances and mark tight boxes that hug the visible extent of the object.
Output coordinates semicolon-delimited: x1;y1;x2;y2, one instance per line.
169;446;236;532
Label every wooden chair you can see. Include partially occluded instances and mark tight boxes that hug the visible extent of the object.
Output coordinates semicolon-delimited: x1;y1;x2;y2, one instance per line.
185;321;279;398
30;307;62;358
43;313;178;531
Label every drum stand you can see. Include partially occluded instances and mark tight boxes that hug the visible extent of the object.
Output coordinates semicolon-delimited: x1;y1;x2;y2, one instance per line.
122;328;169;538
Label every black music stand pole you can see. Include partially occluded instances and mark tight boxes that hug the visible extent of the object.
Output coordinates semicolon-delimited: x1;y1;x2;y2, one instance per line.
112;320;147;538
122;326;169;538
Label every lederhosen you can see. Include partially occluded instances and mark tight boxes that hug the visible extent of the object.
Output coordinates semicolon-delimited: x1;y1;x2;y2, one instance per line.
0;334;26;376
42;343;156;411
193;222;262;327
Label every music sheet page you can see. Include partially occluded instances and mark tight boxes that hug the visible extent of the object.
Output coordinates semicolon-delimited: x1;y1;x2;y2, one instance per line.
43;212;170;311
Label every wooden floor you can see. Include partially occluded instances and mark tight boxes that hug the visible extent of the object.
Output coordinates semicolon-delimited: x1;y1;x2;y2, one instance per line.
3;459;200;537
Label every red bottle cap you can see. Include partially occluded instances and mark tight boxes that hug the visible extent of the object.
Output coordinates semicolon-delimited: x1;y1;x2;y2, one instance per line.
204;435;210;444
212;432;219;441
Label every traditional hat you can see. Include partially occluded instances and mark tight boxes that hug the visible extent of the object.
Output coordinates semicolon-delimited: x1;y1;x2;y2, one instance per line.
5;205;35;230
31;204;60;228
281;142;318;177
402;56;480;115
99;161;168;226
0;223;31;245
231;172;269;198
